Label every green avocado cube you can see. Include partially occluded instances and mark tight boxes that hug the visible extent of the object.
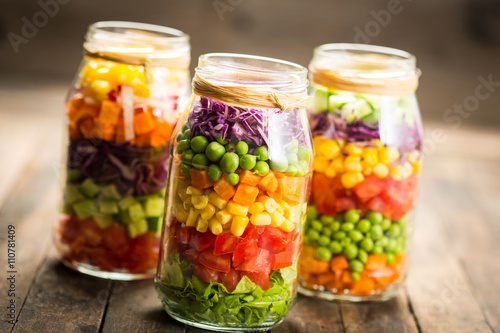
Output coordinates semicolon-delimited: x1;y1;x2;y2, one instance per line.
128;203;145;223
145;197;165;217
101;184;121;200
98;200;119;214
118;196;137;211
73;200;98;219
92;213;114;229
79;179;101;198
119;210;132;224
64;184;85;205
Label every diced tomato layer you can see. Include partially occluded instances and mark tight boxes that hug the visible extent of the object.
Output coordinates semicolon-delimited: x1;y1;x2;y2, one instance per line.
271;251;293;270
235;248;270;273
194;264;220;283
312;172;419;219
232;236;260;267
214;233;241;255
258;227;290;253
59;216;159;274
220;268;241;292
242;271;270;291
191;231;216;252
199;251;231;273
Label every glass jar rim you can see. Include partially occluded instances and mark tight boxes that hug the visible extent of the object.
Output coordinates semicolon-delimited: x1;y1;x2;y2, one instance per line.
312;43;416;78
196;53;308;94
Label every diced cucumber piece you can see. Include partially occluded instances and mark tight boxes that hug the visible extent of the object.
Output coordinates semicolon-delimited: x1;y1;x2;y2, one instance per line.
341;99;373;123
98;200;119;214
79;179;101;198
311;89;329;114
73;200;98;219
118;195;137;210
147;216;163;235
128;203;145;223
64;184;85;205
67;169;83;183
127;219;148;238
329;94;356;111
101;184;121;200
145;197;165;217
119;210;132;224
92;213;114;229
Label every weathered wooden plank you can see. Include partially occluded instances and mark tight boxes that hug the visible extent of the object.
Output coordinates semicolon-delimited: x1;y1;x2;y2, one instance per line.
101;279;185;333
405;174;493;333
0;129;60;333
11;247;111;333
273;295;344;333
340;291;418;333
425;157;500;332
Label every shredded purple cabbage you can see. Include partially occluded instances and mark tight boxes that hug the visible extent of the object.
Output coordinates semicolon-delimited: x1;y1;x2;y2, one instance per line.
309;111;422;152
186;97;309;149
67;139;169;195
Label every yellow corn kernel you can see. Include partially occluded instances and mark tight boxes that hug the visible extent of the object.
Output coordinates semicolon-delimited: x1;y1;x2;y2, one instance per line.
174;203;188;224
313;156;330;173
413;160;421;174
325;166;337;178
279;219;296;232
317;140;340;159
372;139;383;147
276;204;285;215
363;167;373;176
390;166;404;181
363;149;379;166
401;162;414;178
250;212;272;226
270;211;285;227
330;156;345;174
257;196;279;213
90;80;112;100
312;136;325;147
183;196;192;210
186;186;203;196
249;202;265;215
379;146;400;165
336;138;346;148
407;151;420;164
196;216;209;233
178;188;190;202
373;163;389;179
344;156;362;172
340;172;365;189
344;143;363;156
186;208;199;227
191;195;209;210
227;200;249;217
208;217;223;235
200;203;216;220
216;209;233;225
231;216;249;237
207;191;228;209
284;204;302;223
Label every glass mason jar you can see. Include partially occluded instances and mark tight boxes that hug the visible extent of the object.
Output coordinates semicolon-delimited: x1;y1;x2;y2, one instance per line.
298;44;423;301
55;21;190;280
155;53;313;331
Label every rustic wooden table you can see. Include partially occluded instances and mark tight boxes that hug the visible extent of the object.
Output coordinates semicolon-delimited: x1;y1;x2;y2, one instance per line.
1;81;499;333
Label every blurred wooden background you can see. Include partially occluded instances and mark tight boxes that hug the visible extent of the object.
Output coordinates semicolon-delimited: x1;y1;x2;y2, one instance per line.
1;0;500;128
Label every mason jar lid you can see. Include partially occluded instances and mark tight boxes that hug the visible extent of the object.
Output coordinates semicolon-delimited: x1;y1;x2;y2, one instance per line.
84;21;190;67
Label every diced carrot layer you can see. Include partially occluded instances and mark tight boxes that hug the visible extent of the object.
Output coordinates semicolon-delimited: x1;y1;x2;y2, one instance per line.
190;169;214;190
278;177;305;196
283;194;301;205
95;120;115;141
134;112;155;135
299;255;329;274
238;170;262;186
350;273;376;296
232;183;259;206
366;254;387;270
99;100;121;125
267;191;283;203
330;255;349;271
258;171;278;192
214;176;236;201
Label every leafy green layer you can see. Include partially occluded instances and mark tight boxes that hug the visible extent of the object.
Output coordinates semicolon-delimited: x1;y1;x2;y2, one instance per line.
156;252;297;327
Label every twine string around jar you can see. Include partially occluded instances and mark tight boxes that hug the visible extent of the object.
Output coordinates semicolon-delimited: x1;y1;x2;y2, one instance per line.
309;65;421;96
192;73;309;111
